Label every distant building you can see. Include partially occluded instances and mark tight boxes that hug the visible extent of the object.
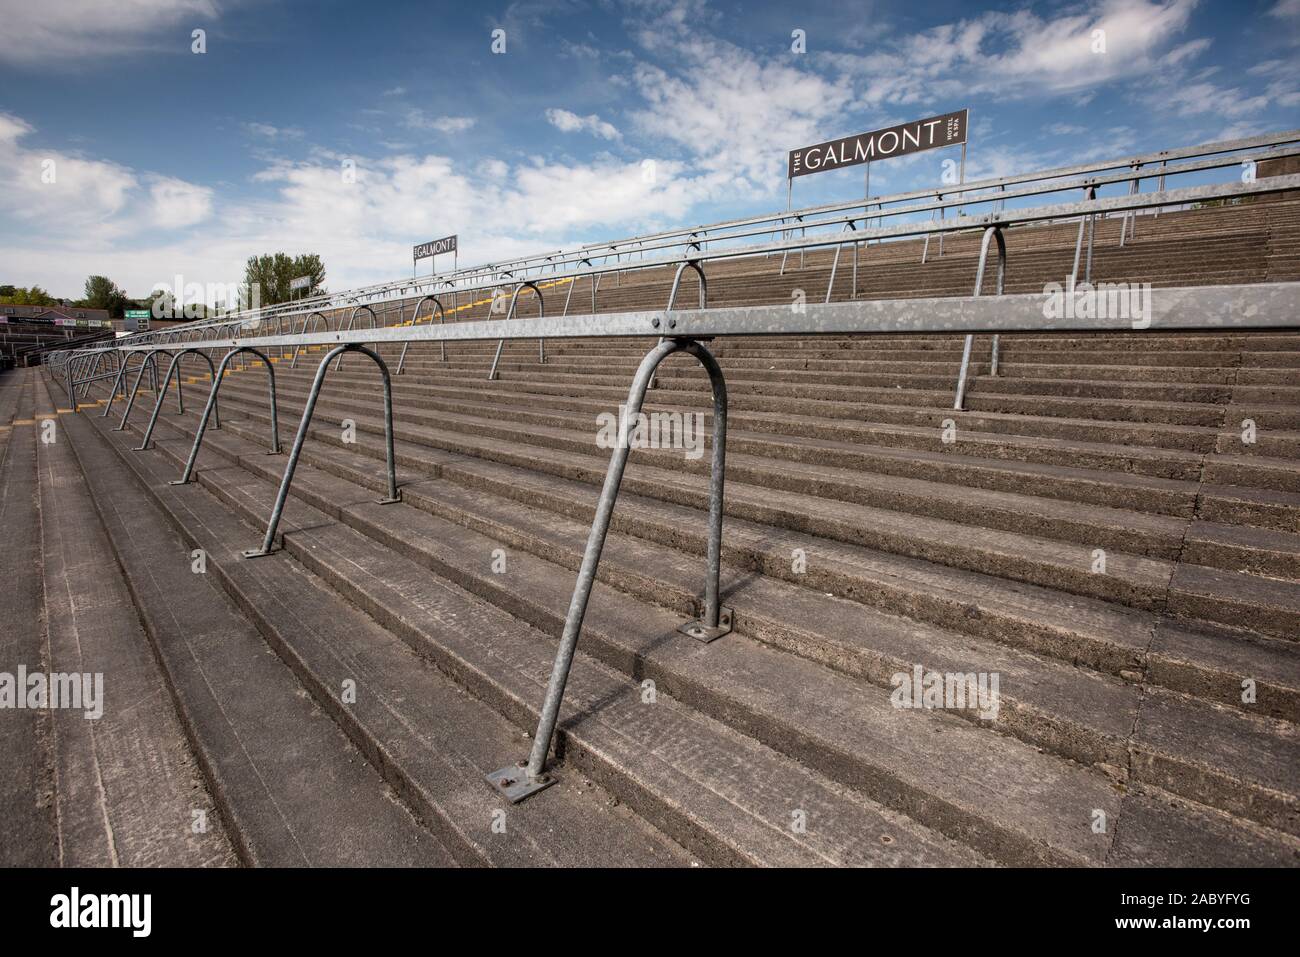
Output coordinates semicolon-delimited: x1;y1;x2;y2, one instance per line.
0;304;112;328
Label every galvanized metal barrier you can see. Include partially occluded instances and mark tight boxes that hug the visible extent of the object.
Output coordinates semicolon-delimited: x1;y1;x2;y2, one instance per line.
44;279;1300;808
100;352;156;417
486;335;732;802
333;303;378;372
291;312;330;369
488;280;545;380
396;294;447;373
172;347;281;486
114;348;182;432
648;259;707;390
1070;186;1099;285
242;343;400;559
133;348;222;450
953;226;1006;411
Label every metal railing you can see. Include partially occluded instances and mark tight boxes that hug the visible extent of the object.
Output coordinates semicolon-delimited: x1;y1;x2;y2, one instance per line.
94;129;1300;351
43;165;1300;808
50;277;1300;805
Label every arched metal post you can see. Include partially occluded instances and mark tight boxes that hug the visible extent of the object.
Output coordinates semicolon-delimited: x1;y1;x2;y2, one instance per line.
114;349;173;432
487;336;731;803
487;280;545;380
333;304;378;372
102;351;153;417
291;312;329;369
396;295;446;374
649;260;706;390
171;348;280;486
134;348;221;451
825;220;858;303
242;344;401;559
1070;185;1098;285
954;225;1006;411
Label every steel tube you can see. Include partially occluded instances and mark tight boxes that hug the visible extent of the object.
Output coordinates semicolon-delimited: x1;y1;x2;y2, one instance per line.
243;344;400;559
172;348;279;486
510;336;728;793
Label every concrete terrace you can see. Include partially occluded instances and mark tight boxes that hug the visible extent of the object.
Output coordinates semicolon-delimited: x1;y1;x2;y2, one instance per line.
4;195;1300;868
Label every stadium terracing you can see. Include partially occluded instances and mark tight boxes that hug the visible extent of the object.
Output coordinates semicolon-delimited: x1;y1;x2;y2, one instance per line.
5;128;1300;867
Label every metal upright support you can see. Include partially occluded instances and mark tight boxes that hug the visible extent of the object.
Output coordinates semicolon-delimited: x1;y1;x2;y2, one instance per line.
134;348;221;451
825;221;858;303
171;348;280;486
954;225;1006;411
243;344;400;559
333;304;378;371
291;312;329;369
101;352;141;415
1120;163;1141;246
1070;185;1099;285
779;215;804;275
114;349;172;432
487;280;545;380
486;336;731;803
396;295;446;373
648;260;706;390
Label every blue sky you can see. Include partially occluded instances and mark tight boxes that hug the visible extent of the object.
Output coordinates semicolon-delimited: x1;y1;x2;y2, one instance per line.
1;0;1297;299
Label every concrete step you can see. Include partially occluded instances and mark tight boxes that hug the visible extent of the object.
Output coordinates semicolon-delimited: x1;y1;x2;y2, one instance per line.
82;404;990;867
0;372;59;865
200;384;1300;635
235;370;1217;481
31;373;236;867
118;404;1300;861
157;403;1300;728
60;408;467;867
73;417;698;868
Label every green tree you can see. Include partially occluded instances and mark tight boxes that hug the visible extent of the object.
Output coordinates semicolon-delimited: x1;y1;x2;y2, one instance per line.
242;252;326;307
83;275;130;317
0;285;57;306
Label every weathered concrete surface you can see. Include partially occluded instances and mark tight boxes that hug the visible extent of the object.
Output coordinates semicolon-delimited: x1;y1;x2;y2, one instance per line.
0;371;57;866
63;410;460;867
33;374;236;867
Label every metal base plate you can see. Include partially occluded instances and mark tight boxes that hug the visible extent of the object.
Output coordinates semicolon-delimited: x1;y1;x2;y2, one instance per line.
485;764;556;804
241;547;275;560
677;606;734;643
167;479;190;486
377;493;402;505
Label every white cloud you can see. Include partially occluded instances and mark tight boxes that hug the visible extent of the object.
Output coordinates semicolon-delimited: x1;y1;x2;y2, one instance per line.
626;8;852;191
0;0;219;64
0;112;138;228
831;0;1203;105
0;108;712;297
148;176;214;228
245;122;305;139
403;111;477;134
381;86;407;96
545;108;621;140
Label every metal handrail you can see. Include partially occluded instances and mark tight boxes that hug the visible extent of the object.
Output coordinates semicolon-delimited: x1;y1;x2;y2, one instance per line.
68;172;1300;361
57;280;1297;807
95;132;1300;346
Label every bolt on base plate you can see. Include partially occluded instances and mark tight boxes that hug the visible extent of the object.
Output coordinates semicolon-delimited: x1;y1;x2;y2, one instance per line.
486;763;556;804
677;606;734;643
241;547;275;560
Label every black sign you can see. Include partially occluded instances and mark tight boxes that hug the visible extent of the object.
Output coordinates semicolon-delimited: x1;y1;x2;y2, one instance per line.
413;235;458;260
788;109;967;179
